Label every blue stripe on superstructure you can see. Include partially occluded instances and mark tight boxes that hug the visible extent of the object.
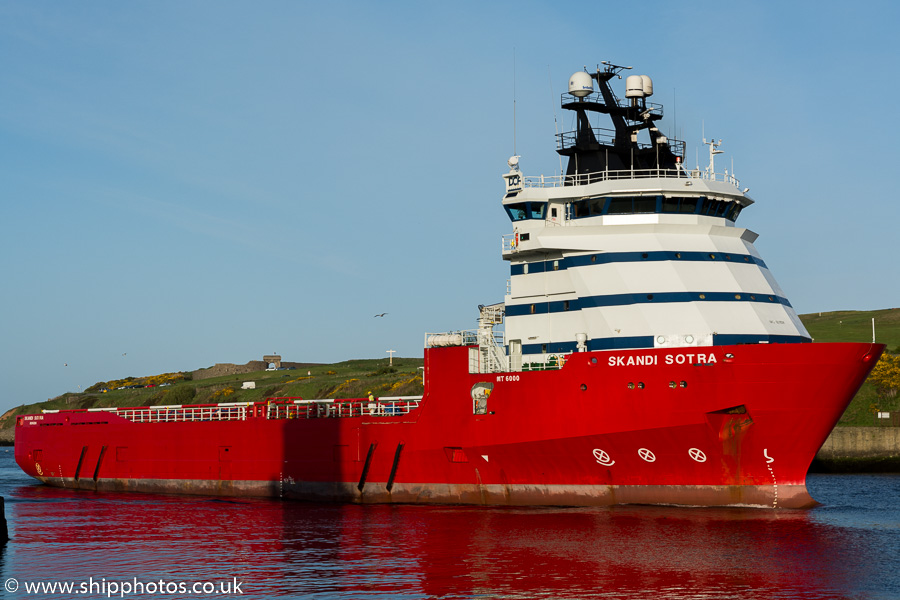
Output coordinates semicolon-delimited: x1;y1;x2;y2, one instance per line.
712;334;811;345
519;333;810;355
506;291;792;317
509;251;767;276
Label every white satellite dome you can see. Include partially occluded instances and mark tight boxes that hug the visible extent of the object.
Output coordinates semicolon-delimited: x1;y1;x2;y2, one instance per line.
625;75;645;98
568;71;593;97
641;75;653;97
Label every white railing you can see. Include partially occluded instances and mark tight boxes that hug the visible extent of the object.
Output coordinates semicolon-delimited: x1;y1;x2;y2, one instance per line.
114;403;251;423
44;397;423;423
265;397;422;419
520;168;740;189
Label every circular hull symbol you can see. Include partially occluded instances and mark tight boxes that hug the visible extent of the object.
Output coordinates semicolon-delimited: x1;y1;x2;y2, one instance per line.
689;448;707;463
638;448;656;462
592;448;615;466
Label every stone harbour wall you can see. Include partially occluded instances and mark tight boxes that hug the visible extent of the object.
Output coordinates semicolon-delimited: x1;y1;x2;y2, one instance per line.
812;427;900;472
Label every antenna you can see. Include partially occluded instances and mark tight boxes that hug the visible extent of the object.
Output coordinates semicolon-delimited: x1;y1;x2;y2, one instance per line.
549;65;562;176
672;87;676;146
513;48;517;156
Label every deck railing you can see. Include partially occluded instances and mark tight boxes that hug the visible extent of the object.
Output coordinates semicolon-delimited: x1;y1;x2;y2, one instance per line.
42;396;423;423
519;167;738;189
265;396;422;419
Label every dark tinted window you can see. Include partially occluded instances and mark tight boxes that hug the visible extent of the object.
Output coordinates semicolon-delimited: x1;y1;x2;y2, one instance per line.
680;197;700;213
662;197;680;213
529;203;546;219
506;203;528;221
634;197;658;213
607;198;633;214
505;202;547;221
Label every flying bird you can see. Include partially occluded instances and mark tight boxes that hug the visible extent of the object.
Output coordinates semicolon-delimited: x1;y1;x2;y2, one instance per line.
374;313;388;318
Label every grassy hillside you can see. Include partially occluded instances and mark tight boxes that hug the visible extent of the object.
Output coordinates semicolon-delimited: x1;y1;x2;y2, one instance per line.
0;358;423;442
802;308;900;350
799;309;900;426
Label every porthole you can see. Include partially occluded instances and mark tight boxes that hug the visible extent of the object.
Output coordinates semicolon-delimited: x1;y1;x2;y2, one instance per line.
669;381;676;388
637;382;645;389
680;381;688;388
657;336;666;344
709;254;716;259
685;335;694;343
734;294;741;300
768;296;775;302
591;255;597;263
642;253;648;259
750;295;756;300
699;294;706;300
591;357;598;364
744;257;751;262
627;382;635;390
675;252;682;259
646;294;654;300
581;384;587;391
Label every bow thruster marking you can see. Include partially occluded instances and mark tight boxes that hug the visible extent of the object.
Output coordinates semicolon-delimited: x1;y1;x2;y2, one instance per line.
592;448;615;466
688;448;707;463
638;448;656;463
764;448;774;464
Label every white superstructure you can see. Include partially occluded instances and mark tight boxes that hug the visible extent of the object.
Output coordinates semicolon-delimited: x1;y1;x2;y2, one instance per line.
429;62;810;371
500;166;809;361
499;64;809;364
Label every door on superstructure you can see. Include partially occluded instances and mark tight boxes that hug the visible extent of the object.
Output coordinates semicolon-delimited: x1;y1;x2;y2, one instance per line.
548;205;561;225
509;339;522;371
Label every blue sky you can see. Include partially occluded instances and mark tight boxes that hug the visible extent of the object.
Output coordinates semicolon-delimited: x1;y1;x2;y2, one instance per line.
2;1;898;414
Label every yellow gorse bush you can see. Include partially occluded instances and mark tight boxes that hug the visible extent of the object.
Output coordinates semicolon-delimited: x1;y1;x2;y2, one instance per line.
870;353;900;399
211;387;235;399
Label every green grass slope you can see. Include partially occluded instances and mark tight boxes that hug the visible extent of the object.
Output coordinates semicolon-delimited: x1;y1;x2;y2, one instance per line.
802;308;900;350
0;358;423;443
799;308;900;426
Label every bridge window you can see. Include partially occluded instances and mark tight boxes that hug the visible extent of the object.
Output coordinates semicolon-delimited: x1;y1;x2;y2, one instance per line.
679;197;700;213
607;198;632;214
634;197;658;213
530;203;546;219
662;197;681;212
505;202;548;221
567;195;741;222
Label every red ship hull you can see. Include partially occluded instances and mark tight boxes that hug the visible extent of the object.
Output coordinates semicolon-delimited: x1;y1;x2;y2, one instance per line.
15;342;882;508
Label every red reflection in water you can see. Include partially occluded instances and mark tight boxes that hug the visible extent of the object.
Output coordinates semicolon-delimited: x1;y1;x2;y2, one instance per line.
5;485;870;599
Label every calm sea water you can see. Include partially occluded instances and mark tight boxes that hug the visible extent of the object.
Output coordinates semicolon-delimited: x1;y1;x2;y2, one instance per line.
1;449;899;600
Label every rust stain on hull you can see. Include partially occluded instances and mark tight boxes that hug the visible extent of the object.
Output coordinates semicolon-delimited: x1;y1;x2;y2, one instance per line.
36;476;817;509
